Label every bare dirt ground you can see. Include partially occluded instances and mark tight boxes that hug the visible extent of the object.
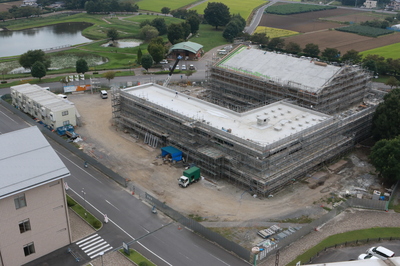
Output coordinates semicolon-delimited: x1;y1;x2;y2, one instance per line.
0;0;22;12
69;92;383;224
259;8;400;53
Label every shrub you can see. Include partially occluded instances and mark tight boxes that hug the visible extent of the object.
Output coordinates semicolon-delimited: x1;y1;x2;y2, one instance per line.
1;81;7;84
139;262;149;266
67;196;76;207
93;220;102;229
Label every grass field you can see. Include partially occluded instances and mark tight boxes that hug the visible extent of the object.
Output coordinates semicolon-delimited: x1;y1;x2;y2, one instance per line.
361;43;400;59
191;0;267;20
254;26;298;38
136;0;197;12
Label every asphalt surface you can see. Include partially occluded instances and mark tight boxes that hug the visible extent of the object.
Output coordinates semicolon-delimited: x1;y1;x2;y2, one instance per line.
0;99;249;266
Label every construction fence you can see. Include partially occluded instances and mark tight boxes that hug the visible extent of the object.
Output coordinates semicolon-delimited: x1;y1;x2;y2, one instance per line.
144;192;251;262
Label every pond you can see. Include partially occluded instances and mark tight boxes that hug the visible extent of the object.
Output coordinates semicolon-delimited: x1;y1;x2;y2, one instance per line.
0;22;92;58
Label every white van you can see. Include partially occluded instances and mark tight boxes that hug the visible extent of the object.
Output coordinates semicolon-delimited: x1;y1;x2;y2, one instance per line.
100;90;108;99
57;94;67;99
366;246;395;260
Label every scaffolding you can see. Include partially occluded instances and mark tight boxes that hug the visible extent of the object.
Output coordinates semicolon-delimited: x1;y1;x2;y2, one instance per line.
111;47;382;197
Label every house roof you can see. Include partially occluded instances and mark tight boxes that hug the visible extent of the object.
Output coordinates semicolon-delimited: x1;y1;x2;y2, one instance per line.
169;41;203;54
216;46;343;93
0;126;70;199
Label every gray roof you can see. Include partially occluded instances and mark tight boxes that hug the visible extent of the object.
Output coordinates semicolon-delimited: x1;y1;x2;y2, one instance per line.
217;46;342;93
0;126;70;199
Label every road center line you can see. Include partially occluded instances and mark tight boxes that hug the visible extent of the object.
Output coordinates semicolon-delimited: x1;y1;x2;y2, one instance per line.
68;187;173;266
0;110;19;124
105;199;120;211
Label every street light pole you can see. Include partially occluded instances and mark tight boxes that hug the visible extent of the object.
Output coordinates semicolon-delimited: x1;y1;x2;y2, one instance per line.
99;251;104;266
81;188;87;217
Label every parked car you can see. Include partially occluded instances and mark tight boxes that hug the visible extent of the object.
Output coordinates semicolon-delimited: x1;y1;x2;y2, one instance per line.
189;64;195;70
176;65;180;70
160;59;168;64
182;64;187;70
358;254;380;260
366;246;395;260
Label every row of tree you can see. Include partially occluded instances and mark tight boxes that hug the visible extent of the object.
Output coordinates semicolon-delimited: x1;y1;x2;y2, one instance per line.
0;5;41;20
85;0;138;13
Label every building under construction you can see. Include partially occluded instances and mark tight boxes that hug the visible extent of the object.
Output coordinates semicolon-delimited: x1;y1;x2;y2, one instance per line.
112;45;383;196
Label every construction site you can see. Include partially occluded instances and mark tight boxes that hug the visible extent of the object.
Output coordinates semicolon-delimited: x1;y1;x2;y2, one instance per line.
111;45;384;197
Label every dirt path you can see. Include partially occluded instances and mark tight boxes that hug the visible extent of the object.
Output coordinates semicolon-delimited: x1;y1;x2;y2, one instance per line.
69;92;381;223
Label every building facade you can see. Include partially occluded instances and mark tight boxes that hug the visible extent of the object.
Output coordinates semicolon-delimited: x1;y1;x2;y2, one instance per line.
0;127;71;266
112;46;383;196
11;84;77;129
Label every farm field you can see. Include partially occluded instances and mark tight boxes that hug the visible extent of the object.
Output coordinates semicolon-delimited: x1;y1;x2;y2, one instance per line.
361;43;400;59
0;0;21;12
284;30;400;54
260;7;400;53
190;0;267;20
254;26;298;38
136;0;195;12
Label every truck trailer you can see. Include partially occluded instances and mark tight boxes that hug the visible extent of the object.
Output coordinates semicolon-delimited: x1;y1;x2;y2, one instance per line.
178;166;201;188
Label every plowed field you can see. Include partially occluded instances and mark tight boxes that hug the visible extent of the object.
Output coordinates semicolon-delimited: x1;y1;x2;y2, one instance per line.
259;7;400;53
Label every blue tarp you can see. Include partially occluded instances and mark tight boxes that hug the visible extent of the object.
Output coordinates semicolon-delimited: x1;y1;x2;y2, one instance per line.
56;124;75;135
161;146;183;162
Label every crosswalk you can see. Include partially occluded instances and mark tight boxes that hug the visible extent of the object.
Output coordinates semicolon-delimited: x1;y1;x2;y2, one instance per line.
76;234;113;259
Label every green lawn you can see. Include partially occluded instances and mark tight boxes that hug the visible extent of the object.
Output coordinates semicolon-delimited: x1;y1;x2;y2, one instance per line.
120;249;156;266
289;227;400;265
190;24;228;52
361;42;400;59
136;0;197;12
67;195;102;229
191;0;267;20
123;14;183;25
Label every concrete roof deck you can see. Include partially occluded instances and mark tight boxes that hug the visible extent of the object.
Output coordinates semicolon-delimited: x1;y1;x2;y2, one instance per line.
123;84;332;146
216;46;341;93
0;127;70;199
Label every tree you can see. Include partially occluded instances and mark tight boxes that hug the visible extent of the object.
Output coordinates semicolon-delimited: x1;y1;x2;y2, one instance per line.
140;25;159;41
204;2;231;30
103;71;116;82
148;38;165;63
31;61;46;81
369;137;400;184
250;33;269;45
362;54;388;75
107;28;119;42
139;19;152;28
141;54;153;71
285;42;301;54
223;20;241;42
303;43;320;57
385;76;400;89
186;15;200;34
19;49;51;70
167;23;184;44
161;7;170;15
372;88;400;140
386;58;400;76
321;48;340;62
137;47;143;64
151;18;167;35
267;37;285;50
76;59;89;74
341;49;362;64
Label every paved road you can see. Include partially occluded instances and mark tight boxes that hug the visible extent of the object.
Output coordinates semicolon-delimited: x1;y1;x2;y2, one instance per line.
0;101;249;266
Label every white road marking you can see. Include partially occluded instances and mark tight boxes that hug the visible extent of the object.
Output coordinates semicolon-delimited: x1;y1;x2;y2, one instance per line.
68;187;173;266
0;110;19;124
105;199;120;211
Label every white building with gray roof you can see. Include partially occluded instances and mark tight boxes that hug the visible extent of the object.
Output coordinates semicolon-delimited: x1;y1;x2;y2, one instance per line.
0;126;71;265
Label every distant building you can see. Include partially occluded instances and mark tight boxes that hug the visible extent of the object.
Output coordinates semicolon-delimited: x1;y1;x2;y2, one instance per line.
386;0;400;10
0;126;71;266
168;41;204;60
363;0;377;8
21;0;37;6
11;84;77;129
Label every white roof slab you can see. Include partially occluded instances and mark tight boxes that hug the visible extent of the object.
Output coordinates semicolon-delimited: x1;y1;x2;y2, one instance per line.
123;84;332;146
216;46;341;93
0;126;70;199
